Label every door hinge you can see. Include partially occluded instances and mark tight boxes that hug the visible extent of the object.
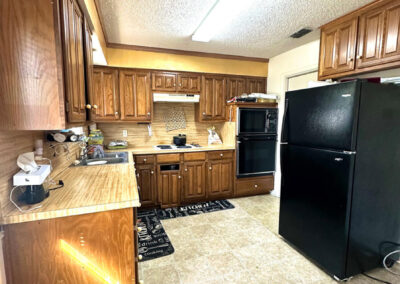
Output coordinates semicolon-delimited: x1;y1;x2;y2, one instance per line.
65;102;70;112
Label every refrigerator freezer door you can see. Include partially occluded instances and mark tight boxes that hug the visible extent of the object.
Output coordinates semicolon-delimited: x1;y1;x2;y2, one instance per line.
285;81;360;151
279;145;355;279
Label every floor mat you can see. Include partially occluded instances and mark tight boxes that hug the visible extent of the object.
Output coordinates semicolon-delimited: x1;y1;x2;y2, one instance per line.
137;210;174;262
156;200;235;220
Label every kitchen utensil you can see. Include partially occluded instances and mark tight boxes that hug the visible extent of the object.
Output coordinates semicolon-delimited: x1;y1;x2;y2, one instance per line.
173;134;186;146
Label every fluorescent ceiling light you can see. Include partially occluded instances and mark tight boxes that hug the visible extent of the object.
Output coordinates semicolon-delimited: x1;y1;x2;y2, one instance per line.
192;0;251;42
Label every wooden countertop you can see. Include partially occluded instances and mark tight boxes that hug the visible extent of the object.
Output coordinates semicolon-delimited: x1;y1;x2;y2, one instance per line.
127;144;235;155
1;144;235;225
1;156;140;225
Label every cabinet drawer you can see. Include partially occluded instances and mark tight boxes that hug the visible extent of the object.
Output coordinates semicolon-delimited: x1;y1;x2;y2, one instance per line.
184;152;206;161
157;153;181;163
236;176;274;196
135;155;155;164
208;151;234;160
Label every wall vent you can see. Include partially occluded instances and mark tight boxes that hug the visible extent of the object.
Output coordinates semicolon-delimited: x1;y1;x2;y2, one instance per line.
290;28;313;38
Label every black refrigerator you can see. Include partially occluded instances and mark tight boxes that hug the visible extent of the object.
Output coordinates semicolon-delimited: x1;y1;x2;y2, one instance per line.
279;80;400;280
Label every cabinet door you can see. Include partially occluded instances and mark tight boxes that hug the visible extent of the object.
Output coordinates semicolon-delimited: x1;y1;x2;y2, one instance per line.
357;6;386;68
177;74;201;93
136;164;156;207
119;70;151;122
158;170;181;208
61;0;87;122
182;161;206;202
83;19;94;121
199;76;214;120
381;1;400;62
246;78;266;93
319;17;358;77
207;159;233;198
151;72;176;91
92;67;119;121
227;77;246;99
213;77;226;120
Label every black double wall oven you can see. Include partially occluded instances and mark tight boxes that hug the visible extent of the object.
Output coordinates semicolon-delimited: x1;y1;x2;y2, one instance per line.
236;107;278;178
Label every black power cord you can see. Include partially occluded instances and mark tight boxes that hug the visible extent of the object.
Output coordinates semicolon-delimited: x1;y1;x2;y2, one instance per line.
362;272;391;284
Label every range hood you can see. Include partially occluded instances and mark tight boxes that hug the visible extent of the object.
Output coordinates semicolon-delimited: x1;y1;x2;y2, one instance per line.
153;93;200;103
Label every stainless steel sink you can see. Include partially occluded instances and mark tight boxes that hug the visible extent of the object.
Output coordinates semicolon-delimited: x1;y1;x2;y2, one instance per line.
74;151;128;166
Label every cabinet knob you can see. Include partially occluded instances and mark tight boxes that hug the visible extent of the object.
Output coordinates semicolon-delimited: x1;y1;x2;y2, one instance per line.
356;55;363;60
179;83;182;86
147;112;151;116
151;170;154;174
115;111;118;115
209;167;212;170
86;104;92;109
136;173;140;177
138;255;143;260
254;184;258;188
137;227;142;232
202;112;206;116
178;176;181;179
93;105;98;109
185;168;188;171
143;158;147;162
220;153;224;157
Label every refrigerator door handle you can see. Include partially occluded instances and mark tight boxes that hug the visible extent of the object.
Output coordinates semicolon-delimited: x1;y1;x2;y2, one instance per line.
343;151;356;155
281;98;289;143
281;142;288;145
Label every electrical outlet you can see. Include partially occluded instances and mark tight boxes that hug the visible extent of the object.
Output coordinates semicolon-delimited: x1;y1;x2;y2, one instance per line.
122;130;128;137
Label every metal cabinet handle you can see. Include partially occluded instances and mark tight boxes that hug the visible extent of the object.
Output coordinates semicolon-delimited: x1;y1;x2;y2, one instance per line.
138;255;143;260
202;112;206;116
93;105;98;109
143;158;147;162
220;153;224;157
147;112;151;116
115;111;118;115
136;173;140;177
209;167;212;170
356;55;362;59
185;168;188;171
151;170;154;174
254;184;258;188
86;104;92;109
178;176;181;179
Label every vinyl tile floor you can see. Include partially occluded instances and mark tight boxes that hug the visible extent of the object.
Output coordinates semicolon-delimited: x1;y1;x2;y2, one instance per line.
139;194;399;284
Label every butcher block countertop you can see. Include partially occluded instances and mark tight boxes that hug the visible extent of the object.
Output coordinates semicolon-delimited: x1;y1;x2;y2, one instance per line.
1;157;140;226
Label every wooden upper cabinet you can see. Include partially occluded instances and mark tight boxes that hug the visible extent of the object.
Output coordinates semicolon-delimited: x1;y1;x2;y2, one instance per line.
119;70;152;122
226;77;246;99
0;0;66;130
92;67;119;121
83;19;94;120
246;77;266;93
319;17;358;78
61;0;87;123
357;0;400;68
152;72;176;91
197;75;226;122
177;74;201;93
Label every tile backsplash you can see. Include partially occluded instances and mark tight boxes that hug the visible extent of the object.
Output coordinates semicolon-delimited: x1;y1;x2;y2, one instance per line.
98;103;226;147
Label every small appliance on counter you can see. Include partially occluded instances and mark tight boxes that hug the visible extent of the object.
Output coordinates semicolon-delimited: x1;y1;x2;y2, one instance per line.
173;134;187;146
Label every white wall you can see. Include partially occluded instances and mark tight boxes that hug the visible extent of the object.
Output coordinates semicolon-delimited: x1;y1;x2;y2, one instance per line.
267;40;321;197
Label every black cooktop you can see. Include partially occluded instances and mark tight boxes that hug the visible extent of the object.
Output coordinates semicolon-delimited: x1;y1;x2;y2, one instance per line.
176;145;191;149
157;145;173;149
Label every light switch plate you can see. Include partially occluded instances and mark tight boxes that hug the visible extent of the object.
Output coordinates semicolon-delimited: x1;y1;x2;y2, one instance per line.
122;130;128;137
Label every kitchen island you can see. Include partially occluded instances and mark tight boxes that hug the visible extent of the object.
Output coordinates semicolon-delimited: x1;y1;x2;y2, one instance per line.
1;154;141;284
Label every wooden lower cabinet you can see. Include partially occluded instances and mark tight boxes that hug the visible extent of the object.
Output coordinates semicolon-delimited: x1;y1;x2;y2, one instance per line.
207;159;234;199
157;167;181;208
136;164;156;207
182;161;206;202
3;208;138;284
235;175;274;197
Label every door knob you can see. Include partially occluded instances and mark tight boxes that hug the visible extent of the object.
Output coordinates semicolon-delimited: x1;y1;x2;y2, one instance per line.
202;112;206;116
115;111;118;115
356;55;363;60
178;176;181;179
